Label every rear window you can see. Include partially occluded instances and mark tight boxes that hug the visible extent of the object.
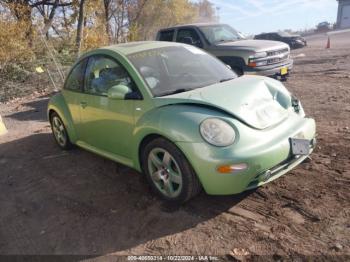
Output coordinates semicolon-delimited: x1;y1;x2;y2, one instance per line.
158;30;174;41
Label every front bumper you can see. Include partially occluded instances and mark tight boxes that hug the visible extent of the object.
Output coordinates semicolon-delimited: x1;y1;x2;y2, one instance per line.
290;42;306;49
243;59;294;79
176;116;316;195
246;141;315;190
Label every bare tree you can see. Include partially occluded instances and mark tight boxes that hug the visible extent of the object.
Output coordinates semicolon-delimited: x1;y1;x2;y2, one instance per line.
195;0;218;22
75;0;85;55
103;0;112;40
0;0;73;40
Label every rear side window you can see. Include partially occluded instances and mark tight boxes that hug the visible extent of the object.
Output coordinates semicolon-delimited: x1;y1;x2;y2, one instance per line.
64;59;87;91
158;30;174;41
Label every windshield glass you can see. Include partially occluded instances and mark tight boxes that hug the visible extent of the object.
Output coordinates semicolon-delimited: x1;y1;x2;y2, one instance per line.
127;46;236;97
198;24;244;44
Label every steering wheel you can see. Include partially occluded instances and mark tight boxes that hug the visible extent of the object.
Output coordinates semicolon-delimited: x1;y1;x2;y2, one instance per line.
178;72;198;82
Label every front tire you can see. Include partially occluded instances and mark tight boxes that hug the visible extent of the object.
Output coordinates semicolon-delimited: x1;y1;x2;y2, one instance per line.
50;112;73;150
141;138;201;204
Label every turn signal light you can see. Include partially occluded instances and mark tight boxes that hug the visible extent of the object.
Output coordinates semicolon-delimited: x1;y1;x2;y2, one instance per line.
217;163;248;174
248;61;256;67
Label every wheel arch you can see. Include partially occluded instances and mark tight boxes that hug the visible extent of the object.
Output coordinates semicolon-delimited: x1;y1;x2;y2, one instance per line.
136;133;203;193
47;93;78;143
132;104;231;172
137;134;163;170
218;56;246;75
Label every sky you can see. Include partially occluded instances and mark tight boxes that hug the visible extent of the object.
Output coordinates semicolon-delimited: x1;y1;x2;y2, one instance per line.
207;0;338;35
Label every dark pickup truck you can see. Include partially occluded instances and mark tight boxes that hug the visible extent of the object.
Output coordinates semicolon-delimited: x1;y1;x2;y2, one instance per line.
156;23;293;80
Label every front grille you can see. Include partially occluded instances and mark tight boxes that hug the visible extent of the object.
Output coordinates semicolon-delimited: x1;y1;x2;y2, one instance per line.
266;48;289;65
267;48;289;57
267;57;288;64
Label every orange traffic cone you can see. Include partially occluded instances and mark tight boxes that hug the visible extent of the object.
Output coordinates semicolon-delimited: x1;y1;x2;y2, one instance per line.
326;36;330;49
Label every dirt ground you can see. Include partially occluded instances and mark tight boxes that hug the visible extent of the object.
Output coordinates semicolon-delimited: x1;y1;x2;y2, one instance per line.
0;33;349;260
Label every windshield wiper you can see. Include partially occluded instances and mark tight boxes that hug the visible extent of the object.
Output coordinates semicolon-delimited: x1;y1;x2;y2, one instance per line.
219;77;235;83
158;88;192;97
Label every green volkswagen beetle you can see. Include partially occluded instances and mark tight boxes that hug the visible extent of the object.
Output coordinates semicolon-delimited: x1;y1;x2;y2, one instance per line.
48;41;316;203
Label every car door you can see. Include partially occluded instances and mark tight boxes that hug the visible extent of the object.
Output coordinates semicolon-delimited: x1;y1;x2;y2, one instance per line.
78;54;141;159
176;28;203;48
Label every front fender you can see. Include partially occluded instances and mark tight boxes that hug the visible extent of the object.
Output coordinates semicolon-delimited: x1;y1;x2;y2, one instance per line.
131;104;230;171
47;93;78;143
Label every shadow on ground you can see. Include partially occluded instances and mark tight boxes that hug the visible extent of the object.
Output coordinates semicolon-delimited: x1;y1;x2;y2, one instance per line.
6;97;49;122
0;133;251;255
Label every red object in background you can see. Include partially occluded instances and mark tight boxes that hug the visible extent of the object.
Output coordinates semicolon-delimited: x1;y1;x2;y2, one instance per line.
326;36;331;48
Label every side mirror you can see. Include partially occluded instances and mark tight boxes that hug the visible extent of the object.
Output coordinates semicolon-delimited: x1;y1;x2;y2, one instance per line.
107;84;131;100
182;36;194;45
196;41;203;48
226;64;232;70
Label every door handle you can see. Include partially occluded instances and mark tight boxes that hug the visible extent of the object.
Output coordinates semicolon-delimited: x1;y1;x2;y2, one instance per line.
80;101;87;108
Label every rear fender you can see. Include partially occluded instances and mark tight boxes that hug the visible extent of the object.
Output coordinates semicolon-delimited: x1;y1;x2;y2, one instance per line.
47;93;78;143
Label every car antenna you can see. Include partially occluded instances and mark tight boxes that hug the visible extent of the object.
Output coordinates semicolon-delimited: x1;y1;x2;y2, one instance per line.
38;28;66;92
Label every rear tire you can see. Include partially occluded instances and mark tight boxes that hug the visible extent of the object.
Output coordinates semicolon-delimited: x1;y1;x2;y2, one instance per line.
141;138;201;204
50;112;73;150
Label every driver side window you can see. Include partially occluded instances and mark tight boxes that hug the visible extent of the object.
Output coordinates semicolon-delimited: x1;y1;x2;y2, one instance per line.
176;29;202;47
84;55;133;96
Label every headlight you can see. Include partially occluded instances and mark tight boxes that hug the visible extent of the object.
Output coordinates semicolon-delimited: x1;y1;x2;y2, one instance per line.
251;52;267;59
200;118;236;147
248;52;268;67
255;60;268;66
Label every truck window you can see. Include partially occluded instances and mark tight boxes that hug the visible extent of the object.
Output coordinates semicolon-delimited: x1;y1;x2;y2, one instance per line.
176;28;202;46
259;34;268;40
159;30;175;41
273;33;281;39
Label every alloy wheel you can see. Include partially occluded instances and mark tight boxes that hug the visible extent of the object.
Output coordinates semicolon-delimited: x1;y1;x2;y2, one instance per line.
147;148;183;198
52;116;67;147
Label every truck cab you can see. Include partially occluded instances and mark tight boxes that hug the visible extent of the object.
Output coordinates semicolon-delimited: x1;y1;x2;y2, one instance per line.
156;23;293;80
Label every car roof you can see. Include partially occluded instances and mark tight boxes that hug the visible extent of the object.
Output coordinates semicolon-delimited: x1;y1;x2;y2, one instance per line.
159;23;227;31
257;32;277;35
100;41;184;56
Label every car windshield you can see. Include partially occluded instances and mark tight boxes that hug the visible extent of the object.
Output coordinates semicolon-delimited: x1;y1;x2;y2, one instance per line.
198;24;244;44
127;46;236;97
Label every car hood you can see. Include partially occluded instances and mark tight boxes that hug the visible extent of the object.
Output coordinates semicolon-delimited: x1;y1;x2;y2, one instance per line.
215;39;289;52
154;76;293;130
